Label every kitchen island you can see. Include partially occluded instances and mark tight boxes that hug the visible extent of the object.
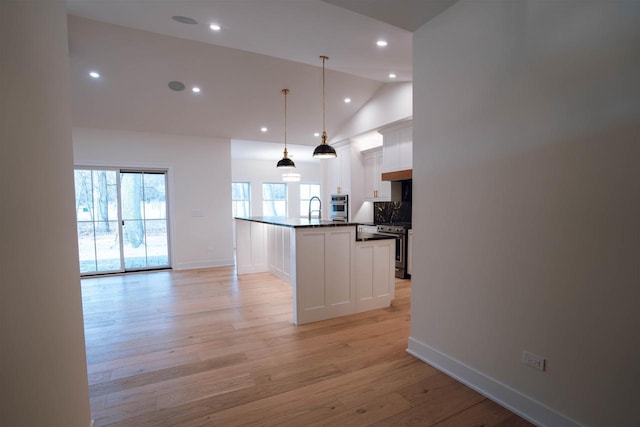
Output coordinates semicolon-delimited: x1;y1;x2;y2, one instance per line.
235;216;396;325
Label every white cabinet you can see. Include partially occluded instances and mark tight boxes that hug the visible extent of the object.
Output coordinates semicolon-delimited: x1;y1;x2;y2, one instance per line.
325;143;351;196
407;229;413;276
295;227;355;324
355;239;394;312
362;147;390;201
237;220;396;325
379;121;412;174
267;224;293;283
235;220;268;274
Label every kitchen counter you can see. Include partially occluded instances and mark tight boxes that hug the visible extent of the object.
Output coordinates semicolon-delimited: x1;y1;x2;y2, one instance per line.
235;217;395;325
235;217;395;243
355;231;397;242
234;216;356;228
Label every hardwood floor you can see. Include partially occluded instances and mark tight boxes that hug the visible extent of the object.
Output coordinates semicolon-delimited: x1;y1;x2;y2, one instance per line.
82;267;534;427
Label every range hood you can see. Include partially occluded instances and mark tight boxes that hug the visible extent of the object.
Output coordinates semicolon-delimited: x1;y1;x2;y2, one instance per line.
381;169;412;181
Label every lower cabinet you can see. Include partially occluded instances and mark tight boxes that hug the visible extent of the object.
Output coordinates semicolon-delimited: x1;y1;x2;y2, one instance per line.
237;220;395;325
267;224;292;283
295;227;355;324
355;239;394;312
235;220;268;274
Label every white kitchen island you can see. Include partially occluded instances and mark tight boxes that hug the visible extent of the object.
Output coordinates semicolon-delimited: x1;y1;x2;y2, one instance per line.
235;217;396;325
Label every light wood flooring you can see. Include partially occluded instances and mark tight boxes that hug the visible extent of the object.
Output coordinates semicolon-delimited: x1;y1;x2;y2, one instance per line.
82;267;534;427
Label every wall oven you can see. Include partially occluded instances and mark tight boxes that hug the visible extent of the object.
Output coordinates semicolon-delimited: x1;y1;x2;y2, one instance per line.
329;194;349;222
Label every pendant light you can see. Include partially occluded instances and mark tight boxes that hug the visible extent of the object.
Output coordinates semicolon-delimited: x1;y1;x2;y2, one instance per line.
313;56;337;158
282;172;301;182
277;88;296;168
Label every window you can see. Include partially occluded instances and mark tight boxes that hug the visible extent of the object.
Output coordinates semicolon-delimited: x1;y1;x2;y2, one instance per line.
262;183;287;216
232;182;251;217
300;183;321;218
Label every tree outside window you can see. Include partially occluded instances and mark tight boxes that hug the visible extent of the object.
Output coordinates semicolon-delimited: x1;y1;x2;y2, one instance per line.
232;182;251;217
262;183;287;217
299;183;321;217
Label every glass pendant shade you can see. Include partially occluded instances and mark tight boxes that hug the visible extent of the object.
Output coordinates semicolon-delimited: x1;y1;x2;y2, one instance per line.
277;88;296;168
313;56;337;159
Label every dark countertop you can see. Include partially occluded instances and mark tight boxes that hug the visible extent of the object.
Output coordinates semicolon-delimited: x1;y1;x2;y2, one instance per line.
234;217;396;241
234;216;357;228
355;232;397;242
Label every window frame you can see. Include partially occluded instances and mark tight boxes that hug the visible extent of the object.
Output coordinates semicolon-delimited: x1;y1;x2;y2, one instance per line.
232;182;251;218
299;183;321;218
262;182;288;217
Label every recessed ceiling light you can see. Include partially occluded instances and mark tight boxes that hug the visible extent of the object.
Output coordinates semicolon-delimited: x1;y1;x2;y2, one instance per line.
192;86;201;93
376;40;388;47
389;73;397;79
314;132;320;137
344;98;351;103
89;71;100;79
261;127;268;132
172;16;198;25
209;24;221;31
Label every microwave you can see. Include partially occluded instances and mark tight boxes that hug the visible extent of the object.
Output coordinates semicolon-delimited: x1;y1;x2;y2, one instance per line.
329;194;349;222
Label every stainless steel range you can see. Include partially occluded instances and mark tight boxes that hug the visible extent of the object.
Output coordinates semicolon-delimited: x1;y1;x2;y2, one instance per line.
377;223;411;279
374;201;412;279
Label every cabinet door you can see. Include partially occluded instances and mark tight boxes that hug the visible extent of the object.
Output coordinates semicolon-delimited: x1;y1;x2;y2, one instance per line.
399;126;413;170
382;130;400;173
295;228;355;324
375;151;391;200
325;144;350;195
363;148;390;201
325;156;341;195
362;153;376;200
355;240;393;312
338;145;351;195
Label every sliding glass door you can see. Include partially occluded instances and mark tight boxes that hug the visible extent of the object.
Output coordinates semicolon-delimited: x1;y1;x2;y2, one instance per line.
120;171;169;270
74;168;170;275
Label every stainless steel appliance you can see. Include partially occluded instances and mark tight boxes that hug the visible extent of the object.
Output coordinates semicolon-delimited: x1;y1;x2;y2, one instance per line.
329;194;349;222
377;224;410;279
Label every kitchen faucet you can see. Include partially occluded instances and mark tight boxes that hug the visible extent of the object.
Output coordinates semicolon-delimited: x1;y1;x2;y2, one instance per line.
308;196;321;220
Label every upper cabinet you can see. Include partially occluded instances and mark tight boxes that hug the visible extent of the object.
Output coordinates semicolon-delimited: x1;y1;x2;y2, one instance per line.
325;142;351;196
362;147;390;201
379;121;412;174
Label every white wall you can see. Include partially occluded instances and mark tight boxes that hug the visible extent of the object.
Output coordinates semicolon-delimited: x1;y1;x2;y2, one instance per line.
411;1;640;427
0;2;91;426
73;127;234;270
231;158;321;218
332;82;412;143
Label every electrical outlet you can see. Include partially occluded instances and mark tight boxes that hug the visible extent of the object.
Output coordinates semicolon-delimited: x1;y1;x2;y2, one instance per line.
523;351;546;371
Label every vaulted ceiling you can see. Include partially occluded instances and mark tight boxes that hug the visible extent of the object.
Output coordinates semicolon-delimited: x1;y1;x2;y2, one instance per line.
65;0;456;150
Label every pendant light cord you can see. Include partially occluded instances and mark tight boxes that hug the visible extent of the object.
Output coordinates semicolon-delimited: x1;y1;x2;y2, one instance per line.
322;56;326;133
284;89;287;150
282;88;289;154
320;55;329;144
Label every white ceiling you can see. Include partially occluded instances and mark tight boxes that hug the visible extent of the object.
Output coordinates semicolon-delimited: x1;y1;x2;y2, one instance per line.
65;0;455;150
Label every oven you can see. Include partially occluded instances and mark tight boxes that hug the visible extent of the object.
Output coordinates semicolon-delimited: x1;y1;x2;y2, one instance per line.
377;224;410;279
329;194;349;222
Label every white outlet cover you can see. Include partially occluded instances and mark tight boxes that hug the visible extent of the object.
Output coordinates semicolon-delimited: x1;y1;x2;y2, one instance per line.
523;351;546;371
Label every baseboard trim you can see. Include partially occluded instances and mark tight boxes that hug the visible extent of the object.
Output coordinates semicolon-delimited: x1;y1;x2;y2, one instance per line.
173;259;234;271
407;337;583;427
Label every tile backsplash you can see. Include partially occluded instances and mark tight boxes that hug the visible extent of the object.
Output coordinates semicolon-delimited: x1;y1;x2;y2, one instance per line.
373;202;412;225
